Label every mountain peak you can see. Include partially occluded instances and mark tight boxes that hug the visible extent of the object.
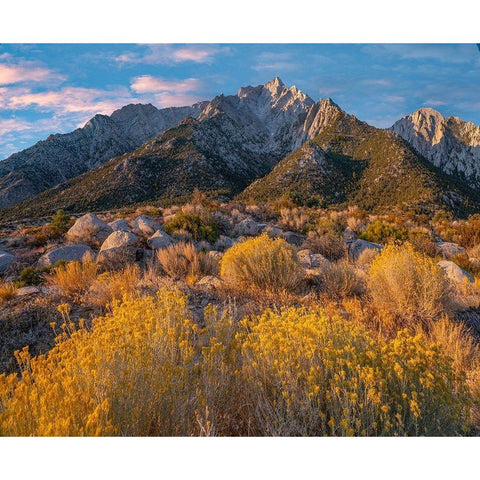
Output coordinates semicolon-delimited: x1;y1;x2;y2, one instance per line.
264;76;285;91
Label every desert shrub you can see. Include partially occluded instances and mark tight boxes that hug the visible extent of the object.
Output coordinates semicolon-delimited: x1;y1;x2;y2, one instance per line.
408;229;437;257
452;216;480;249
303;231;346;261
0;282;16;304
356;247;380;267
426;318;479;377
87;264;142;307
50;209;72;235
360;220;408;244
279;208;310;233
220;234;303;293
25;210;72;247
163;212;220;243
47;260;99;302
0;289;199;436
15;266;51;286
316;216;344;237
368;243;452;330
319;261;363;299
241;307;470;436
0;290;473;436
157;242;218;282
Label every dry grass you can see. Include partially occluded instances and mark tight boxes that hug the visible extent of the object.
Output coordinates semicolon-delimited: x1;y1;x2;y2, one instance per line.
87;264;142;307
319;260;363;299
426;317;479;376
302;231;346;261
356;247;381;267
368;243;452;331
220;234;303;293
46;260;99;302
157;242;218;283
0;282;17;304
279;208;309;232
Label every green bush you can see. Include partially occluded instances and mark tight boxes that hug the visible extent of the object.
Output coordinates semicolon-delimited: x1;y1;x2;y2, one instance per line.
14;266;51;287
50;209;71;235
163;212;220;242
360;220;408;244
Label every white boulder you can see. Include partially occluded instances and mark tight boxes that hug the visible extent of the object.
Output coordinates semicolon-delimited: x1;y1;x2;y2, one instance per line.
100;231;139;251
38;244;95;267
436;242;466;259
108;219;131;232
67;213;113;245
148;229;174;250
437;260;474;284
134;215;161;237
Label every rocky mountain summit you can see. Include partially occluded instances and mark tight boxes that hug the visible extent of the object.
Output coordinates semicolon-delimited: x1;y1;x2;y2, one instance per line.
391;108;480;188
2;78;480;221
0;102;207;208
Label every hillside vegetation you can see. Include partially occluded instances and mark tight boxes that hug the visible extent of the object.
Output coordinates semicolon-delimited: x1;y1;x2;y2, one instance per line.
2;196;480;436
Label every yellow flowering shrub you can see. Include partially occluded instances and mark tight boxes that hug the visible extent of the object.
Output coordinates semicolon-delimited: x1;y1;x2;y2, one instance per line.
0;288;199;436
220;234;303;292
368;243;452;330
0;289;471;436
241;307;469;436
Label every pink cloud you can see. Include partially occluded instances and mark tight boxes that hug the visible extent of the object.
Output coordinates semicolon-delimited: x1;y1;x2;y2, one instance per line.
0;62;64;86
4;86;138;115
116;44;228;65
130;76;201;94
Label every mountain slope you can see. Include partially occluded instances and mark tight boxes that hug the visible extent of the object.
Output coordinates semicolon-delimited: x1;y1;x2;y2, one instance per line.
242;105;480;216
0;79;319;219
0;102;207;208
391;108;480;189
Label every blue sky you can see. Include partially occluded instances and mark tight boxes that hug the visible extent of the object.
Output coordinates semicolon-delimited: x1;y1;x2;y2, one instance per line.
0;43;479;159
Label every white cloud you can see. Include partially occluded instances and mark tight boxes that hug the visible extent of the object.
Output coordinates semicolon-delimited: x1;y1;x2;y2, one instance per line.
130;76;201;94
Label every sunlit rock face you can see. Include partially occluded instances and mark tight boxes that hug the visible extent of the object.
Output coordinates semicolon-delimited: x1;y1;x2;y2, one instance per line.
392;108;480;188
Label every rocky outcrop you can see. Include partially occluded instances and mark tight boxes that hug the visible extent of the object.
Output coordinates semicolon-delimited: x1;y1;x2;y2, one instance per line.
108;219;131;232
67;213;113;246
349;240;383;261
0;251;15;273
436;241;466;259
296;249;329;269
437;260;474;284
147;230;174;250
134;215;161;237
100;231;139;251
392;108;480;189
232;218;266;237
38;244;95;266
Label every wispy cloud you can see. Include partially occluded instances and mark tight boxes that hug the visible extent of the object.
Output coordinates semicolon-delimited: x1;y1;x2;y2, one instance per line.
252;52;301;72
0;61;64;86
363;44;478;64
130;75;204;107
130;76;201;94
1;86;137;115
362;78;392;86
116;44;228;65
